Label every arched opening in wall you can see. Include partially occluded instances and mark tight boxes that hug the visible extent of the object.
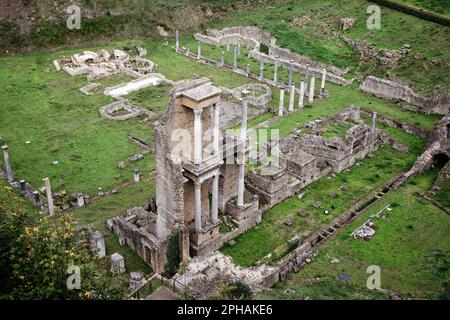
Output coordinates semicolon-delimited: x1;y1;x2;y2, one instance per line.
433;153;450;168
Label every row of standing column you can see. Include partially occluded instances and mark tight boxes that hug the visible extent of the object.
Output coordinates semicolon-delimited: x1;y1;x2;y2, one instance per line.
176;32;327;93
278;73;324;116
194;173;220;233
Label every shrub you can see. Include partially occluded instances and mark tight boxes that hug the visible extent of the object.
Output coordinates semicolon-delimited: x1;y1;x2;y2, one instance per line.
164;231;180;277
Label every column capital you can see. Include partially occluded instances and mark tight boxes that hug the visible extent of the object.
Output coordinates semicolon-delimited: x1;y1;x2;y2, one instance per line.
193;109;203;117
194;180;202;188
2;145;8;150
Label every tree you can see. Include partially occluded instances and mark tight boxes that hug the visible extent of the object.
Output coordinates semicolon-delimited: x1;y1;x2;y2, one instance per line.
0;186;126;299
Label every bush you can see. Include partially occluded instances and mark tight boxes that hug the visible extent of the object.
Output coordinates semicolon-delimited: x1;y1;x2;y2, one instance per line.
225;281;253;300
164;231;180;277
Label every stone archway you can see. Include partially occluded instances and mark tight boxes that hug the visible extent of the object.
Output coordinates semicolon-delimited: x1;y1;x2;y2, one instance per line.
433;153;450;168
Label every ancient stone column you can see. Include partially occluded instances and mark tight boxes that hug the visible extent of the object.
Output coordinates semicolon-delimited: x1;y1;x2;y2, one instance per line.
33;191;40;204
76;193;85;208
240;89;249;142
133;169;140;183
193;109;203;163
197;42;201;60
2;145;14;182
237;42;241;55
19;180;26;193
43;177;55;216
273;61;278;83
212;104;220;157
308;76;315;104
175;30;179;51
288;60;294;87
246;64;250;77
226;43;230;52
220;51;225;66
259;61;264;81
233;46;237;68
320;68;327;94
91;230;106;258
289;83;295;112
371;112;377;133
278;88;285;116
237;90;249;207
304;66;310;92
194;181;202;233
211;173;219;224
299;81;305;109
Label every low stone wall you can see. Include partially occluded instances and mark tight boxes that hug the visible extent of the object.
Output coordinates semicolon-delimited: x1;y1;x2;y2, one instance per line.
360;76;449;115
99;100;154;121
249;50;351;86
207;26;276;47
0;168;49;213
194;26;352;86
359;108;430;140
269;46;345;76
221;83;272;107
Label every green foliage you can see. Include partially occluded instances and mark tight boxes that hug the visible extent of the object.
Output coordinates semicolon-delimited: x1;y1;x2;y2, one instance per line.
213;281;253;300
164;231;180;277
0;186;126;299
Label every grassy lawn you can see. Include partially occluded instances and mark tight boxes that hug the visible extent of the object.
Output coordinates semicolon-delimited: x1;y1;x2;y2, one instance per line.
395;0;450;17
179;36;441;131
72;178;156;274
0;52;155;196
207;0;450;93
221;127;425;267
126;84;173;114
257;168;450;299
322;122;354;139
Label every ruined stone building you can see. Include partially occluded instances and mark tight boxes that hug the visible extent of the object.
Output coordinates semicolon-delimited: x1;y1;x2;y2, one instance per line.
110;78;261;273
246;106;379;209
109;77;381;274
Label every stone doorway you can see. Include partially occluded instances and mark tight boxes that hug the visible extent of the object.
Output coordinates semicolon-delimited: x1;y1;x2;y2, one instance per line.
433;153;449;168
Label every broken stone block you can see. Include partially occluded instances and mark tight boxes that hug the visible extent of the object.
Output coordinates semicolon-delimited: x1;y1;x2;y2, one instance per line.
106;219;114;231
90;230;106;258
298;210;308;217
284;219;294;226
110;253;125;275
331;258;340;264
313;201;322;209
129;271;144;291
337;272;351;282
340;17;356;31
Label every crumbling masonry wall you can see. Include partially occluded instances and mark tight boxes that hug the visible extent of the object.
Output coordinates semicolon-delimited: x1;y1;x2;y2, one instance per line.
361;76;450;115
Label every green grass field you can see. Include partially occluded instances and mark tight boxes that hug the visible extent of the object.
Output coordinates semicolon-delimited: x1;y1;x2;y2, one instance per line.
208;0;450;94
256;169;450;299
221;126;426;267
0;0;448;299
